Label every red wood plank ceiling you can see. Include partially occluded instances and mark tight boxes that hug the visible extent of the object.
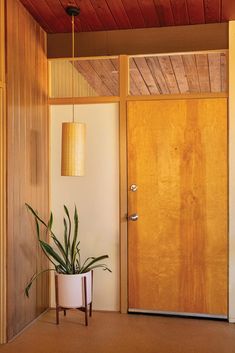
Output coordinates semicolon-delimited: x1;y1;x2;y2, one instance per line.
19;0;235;33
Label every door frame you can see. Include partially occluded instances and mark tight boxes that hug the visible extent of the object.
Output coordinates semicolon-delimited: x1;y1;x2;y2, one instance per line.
118;55;230;316
48;51;233;320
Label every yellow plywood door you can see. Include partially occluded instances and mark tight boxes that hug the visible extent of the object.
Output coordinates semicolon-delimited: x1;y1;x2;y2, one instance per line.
127;98;227;316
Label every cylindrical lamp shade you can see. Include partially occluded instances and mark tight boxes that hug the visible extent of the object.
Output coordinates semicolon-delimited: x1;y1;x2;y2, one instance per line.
61;122;86;176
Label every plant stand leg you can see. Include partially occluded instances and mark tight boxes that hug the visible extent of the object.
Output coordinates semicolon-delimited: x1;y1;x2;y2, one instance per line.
55;275;60;325
56;307;60;325
84;277;88;326
89;302;92;317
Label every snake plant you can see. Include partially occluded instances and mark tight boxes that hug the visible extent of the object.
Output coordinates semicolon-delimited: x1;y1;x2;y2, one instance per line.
25;203;111;297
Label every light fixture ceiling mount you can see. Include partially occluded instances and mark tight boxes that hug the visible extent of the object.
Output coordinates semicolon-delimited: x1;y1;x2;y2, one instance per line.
61;5;86;177
66;6;80;17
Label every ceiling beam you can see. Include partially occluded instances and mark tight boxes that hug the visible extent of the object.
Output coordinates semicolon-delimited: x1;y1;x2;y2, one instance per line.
47;23;228;58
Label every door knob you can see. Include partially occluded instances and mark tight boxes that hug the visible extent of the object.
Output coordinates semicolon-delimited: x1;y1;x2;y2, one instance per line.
128;213;139;221
130;184;138;192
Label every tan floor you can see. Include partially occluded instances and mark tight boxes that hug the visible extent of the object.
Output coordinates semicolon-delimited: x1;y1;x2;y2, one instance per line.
0;310;235;353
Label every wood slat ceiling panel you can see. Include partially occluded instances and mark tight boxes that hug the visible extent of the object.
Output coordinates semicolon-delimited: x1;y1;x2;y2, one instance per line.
137;0;160;28
89;0;118;30
52;52;227;98
105;0;131;29
145;57;170;94
73;58;119;96
208;53;222;92
182;54;201;92
133;57;160;95
195;54;210;92
204;0;221;23
170;56;189;94
170;0;190;26
221;53;227;92
128;52;227;96
153;0;175;26
158;56;179;94
120;0;146;28
186;0;205;24
129;59;149;95
19;0;235;33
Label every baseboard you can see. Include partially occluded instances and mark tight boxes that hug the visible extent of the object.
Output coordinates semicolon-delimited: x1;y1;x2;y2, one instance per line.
228;317;235;323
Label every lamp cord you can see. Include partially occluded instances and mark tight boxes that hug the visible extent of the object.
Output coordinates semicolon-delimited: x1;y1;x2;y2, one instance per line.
72;14;75;123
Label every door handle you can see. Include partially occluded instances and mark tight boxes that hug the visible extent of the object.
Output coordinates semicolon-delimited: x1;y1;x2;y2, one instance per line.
128;213;139;221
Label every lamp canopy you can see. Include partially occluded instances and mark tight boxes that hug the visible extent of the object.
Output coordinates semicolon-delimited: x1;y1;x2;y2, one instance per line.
66;6;80;17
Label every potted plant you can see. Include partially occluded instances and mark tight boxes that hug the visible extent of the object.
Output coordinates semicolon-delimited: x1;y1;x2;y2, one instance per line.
25;203;111;324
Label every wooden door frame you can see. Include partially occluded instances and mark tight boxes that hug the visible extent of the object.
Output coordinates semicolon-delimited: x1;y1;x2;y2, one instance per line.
0;0;6;343
48;52;231;318
118;55;229;314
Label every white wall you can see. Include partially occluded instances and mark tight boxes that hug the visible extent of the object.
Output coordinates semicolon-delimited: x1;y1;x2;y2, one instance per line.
50;104;119;311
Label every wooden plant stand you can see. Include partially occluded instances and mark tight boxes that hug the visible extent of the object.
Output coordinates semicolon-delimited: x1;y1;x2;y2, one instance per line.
55;273;93;326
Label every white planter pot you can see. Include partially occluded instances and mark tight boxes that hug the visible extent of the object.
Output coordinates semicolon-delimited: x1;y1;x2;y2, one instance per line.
56;271;92;309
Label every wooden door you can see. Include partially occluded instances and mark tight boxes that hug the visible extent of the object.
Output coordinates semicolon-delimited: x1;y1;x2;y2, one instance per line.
127;98;227;317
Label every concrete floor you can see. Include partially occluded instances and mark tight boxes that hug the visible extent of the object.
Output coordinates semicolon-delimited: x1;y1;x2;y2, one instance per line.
0;310;235;353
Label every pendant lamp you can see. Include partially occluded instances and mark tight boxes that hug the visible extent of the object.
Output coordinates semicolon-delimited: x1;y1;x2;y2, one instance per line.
61;6;86;176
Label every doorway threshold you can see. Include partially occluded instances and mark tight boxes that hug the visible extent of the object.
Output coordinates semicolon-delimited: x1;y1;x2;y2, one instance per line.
128;309;227;320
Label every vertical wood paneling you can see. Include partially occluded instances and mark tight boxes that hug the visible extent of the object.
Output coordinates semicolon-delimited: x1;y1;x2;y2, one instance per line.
0;0;6;344
49;60;97;98
0;87;6;343
7;0;49;340
0;0;4;85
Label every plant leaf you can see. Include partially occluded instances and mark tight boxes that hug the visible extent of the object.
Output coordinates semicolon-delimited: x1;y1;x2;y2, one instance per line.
48;212;53;231
71;206;79;271
25;269;55;297
26;203;48;228
64;205;71;255
51;234;71;270
81;264;112;273
80;255;109;273
39;240;69;272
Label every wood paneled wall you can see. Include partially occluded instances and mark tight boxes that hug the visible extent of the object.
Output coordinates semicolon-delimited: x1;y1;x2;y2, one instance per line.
0;0;6;343
49;60;96;98
7;0;49;340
